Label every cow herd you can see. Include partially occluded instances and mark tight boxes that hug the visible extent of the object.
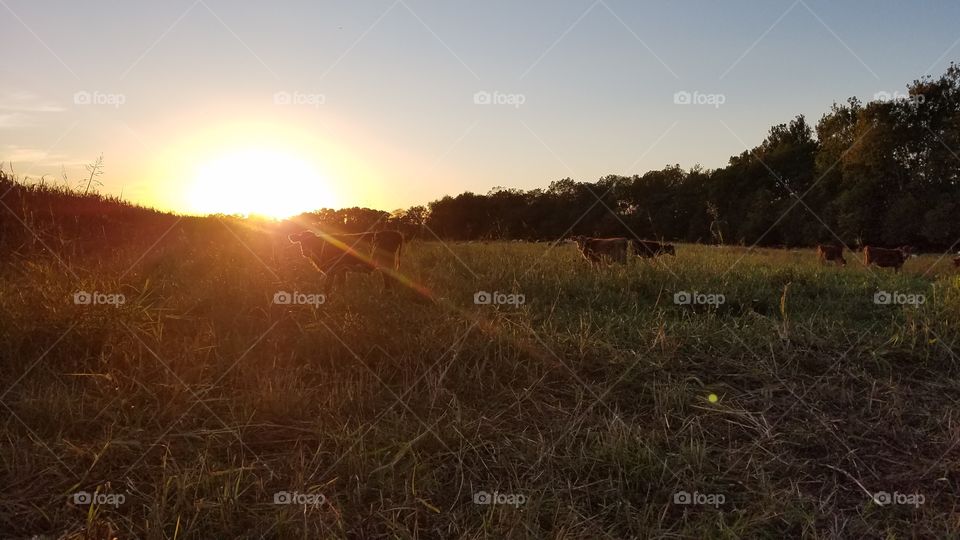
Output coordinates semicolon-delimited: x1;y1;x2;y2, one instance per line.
569;236;675;265
285;230;958;292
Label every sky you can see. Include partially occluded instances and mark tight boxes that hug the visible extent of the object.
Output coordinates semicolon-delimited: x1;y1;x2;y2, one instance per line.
2;0;960;216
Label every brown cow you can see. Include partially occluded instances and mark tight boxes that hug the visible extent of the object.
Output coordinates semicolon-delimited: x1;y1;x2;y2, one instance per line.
570;236;629;265
634;240;676;259
289;230;403;291
863;246;911;272
816;244;846;266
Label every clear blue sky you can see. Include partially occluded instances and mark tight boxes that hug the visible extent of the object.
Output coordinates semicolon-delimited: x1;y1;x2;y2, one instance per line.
3;0;959;213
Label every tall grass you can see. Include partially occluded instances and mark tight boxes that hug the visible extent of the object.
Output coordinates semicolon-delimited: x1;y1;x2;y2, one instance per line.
1;178;959;538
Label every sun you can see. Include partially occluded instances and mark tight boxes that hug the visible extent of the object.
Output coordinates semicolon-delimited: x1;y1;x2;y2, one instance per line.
188;148;336;218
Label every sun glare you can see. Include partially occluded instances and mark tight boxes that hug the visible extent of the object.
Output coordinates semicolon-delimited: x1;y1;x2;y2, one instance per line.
188;148;335;218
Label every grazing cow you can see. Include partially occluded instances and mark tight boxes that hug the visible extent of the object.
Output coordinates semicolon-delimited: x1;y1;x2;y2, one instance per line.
570;236;629;265
288;230;403;291
863;245;911;272
816;244;846;266
634;240;676;259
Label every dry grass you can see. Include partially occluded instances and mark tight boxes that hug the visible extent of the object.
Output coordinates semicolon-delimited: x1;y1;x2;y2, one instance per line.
1;191;960;537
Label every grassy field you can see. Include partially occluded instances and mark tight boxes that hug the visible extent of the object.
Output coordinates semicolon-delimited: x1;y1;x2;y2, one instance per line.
2;216;960;538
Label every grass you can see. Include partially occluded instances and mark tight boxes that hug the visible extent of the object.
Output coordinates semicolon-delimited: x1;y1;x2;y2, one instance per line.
2;195;960;537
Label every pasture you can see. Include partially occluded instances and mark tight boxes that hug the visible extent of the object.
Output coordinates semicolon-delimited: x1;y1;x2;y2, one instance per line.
2;222;959;538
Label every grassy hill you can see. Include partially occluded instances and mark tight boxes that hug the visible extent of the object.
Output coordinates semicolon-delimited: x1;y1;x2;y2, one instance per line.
1;173;959;538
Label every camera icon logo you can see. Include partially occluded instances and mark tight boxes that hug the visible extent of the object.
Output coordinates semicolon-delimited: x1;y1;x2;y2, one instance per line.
273;291;293;305
474;291;492;305
873;491;891;506
473;490;492;505
673;491;691;504
673;291;692;305
473;91;492;105
673;91;692;105
74;291;92;305
273;91;292;105
873;291;892;305
73;91;92;105
72;491;92;505
273;491;291;504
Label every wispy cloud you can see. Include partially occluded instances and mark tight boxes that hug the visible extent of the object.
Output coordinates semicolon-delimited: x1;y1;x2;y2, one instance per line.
0;91;66;113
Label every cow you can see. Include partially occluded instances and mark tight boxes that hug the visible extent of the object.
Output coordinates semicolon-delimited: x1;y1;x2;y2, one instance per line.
570;236;629;265
816;244;846;266
634;240;676;259
288;230;403;291
863;245;911;272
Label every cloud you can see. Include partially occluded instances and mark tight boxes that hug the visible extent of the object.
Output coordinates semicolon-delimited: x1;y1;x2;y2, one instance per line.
2;144;71;167
0;113;32;128
0;91;66;114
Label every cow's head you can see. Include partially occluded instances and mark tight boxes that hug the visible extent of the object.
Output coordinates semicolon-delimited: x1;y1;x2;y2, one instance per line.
289;230;334;274
899;245;916;258
568;235;587;249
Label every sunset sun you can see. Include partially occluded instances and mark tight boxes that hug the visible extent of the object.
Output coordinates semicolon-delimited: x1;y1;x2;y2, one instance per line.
188;148;335;218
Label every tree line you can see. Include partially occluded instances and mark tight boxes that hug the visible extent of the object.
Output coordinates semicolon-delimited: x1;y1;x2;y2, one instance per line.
303;64;960;250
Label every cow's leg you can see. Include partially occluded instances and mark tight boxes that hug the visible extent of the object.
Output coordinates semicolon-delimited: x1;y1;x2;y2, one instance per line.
380;268;395;292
